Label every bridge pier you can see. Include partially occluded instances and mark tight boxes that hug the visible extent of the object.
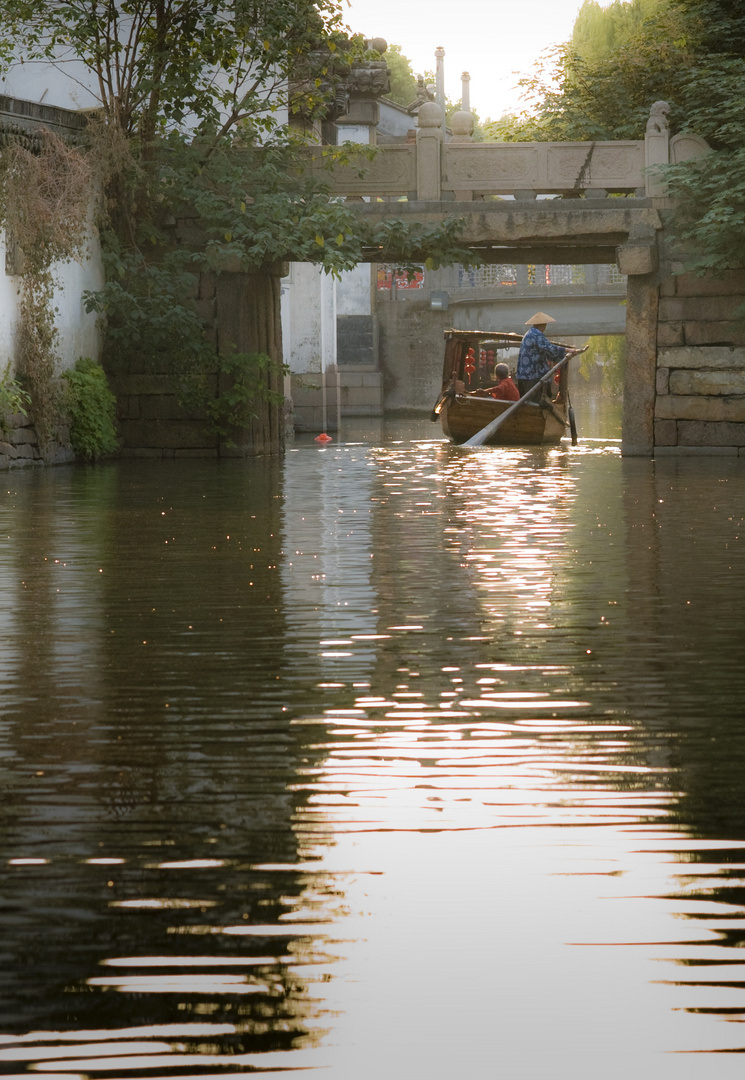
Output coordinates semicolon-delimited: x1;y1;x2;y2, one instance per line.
622;268;659;456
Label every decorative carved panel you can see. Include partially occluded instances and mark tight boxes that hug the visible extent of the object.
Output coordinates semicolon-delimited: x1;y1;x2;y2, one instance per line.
310;146;416;194
444;146;538;185
547;143;643;187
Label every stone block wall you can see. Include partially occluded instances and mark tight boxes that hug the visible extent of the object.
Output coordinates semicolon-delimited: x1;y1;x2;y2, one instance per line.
110;367;219;459
0;412;41;469
0;410;74;471
109;267;285;458
377;297;452;412
291;368;383;433
653;269;745;455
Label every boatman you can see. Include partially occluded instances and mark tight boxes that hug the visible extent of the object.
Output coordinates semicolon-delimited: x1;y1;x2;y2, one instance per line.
517;312;578;398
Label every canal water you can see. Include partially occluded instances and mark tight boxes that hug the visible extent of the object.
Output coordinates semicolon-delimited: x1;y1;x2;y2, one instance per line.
2;417;745;1079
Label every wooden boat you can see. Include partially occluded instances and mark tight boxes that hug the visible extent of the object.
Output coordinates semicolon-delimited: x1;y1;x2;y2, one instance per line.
432;328;572;446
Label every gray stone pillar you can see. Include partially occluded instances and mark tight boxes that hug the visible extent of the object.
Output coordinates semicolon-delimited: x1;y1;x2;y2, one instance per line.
461;71;470;112
450;84;474;147
622;268;659;456
416;101;444;201
435;47;445;118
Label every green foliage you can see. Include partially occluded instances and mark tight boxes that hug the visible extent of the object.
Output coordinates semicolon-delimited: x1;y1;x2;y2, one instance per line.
484;0;689;142
62;357;118;461
383;43;419;107
0;362;31;434
181;348;287;444
659;5;745;287
571;0;665;60
578;335;626;395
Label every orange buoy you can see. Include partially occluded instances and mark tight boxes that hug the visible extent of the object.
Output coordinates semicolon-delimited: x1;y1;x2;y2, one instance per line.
314;433;333;443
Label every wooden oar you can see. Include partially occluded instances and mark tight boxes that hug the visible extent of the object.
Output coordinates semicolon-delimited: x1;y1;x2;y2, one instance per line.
462;355;570;447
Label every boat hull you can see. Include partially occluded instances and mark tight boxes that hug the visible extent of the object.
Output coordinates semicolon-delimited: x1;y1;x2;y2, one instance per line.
440;394;566;446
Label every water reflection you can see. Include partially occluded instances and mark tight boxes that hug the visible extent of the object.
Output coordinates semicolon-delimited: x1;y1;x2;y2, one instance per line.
1;425;745;1077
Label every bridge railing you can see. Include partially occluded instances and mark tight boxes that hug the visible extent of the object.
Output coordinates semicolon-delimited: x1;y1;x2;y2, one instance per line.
305;101;709;202
442;141;645;198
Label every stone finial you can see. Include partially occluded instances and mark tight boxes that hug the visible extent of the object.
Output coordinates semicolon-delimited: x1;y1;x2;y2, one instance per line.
646;100;670;135
417;101;444;129
450;109;474;142
645;100;671;197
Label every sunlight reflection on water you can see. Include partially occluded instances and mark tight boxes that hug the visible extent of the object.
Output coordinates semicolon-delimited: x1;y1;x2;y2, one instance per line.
1;424;745;1077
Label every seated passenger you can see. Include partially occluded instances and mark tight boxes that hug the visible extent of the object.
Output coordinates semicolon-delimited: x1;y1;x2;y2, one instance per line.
486;362;520;401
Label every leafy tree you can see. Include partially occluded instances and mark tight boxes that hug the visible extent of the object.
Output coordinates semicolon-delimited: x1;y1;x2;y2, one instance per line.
662;2;745;284
383;43;419;107
0;2;475;449
2;0;349;146
571;0;665;60
483;0;687;142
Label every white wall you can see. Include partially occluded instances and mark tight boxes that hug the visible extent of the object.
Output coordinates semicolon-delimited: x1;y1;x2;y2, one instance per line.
2;49;289;129
2;56;99;110
0;226;104;378
282;263;333;375
337;264;371;318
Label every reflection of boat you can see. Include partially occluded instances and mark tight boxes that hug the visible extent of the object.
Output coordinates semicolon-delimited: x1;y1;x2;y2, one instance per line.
432;328;571;446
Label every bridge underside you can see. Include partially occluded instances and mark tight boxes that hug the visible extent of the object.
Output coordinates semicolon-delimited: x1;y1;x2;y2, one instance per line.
333;198;663;266
449;293;626;337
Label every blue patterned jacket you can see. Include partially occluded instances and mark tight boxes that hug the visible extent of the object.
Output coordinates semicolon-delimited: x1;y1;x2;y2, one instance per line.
516;327;567;381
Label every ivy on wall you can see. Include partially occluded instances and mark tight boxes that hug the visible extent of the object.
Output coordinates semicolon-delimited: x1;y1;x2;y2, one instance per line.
0;130;97;447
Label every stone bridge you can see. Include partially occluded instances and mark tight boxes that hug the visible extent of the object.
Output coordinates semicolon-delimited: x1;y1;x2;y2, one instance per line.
305;103;745;459
413;263;628;337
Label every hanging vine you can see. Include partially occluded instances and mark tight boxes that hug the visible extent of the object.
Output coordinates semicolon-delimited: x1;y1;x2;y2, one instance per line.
0;129;95;445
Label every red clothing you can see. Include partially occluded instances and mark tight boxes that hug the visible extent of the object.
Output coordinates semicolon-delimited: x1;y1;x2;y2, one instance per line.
490;377;520;401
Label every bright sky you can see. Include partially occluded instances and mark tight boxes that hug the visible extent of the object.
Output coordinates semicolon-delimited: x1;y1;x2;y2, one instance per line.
342;0;613;120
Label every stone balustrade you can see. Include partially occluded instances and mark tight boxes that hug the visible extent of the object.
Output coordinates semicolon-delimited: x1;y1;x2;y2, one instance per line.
309;100;709;202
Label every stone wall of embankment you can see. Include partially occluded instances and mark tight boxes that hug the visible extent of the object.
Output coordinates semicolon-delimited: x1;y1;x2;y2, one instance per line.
653;268;745;455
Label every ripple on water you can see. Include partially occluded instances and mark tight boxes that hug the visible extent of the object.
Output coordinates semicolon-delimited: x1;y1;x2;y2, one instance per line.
2;436;745;1076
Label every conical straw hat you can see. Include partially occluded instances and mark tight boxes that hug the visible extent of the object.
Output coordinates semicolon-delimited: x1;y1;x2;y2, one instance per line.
524;311;556;325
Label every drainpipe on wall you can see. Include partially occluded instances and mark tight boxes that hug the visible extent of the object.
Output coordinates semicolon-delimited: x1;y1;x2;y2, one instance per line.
320;270;337;433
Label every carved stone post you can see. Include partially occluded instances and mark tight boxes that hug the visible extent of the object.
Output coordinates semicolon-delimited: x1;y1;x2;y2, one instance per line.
416;101;443;201
645;100;670;199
